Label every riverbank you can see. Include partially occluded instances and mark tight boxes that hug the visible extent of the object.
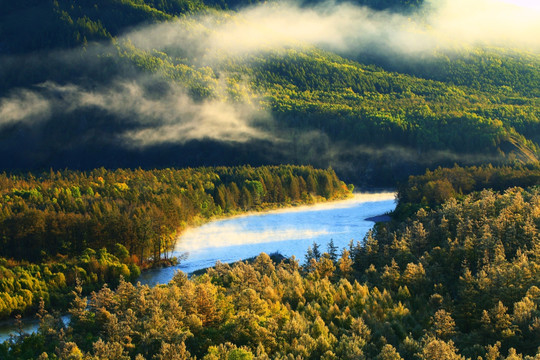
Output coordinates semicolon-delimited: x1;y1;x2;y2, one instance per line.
0;192;358;331
1;192;396;341
184;191;393;227
0;165;353;323
137;192;396;285
365;214;392;222
149;192;358;267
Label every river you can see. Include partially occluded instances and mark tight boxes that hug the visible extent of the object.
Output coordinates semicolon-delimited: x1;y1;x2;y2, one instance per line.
0;192;395;342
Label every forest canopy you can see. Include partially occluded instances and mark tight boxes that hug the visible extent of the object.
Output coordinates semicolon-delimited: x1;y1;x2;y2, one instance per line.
0;0;538;185
0;0;539;357
0;165;350;321
2;165;539;359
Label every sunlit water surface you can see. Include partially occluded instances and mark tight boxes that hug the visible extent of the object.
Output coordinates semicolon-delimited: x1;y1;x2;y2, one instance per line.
138;193;396;286
0;192;395;342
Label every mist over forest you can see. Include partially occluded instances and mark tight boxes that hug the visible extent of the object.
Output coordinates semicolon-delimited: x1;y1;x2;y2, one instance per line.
1;0;540;359
0;0;538;185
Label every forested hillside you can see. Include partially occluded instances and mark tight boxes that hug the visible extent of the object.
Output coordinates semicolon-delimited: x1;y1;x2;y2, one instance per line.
0;0;538;185
0;0;422;55
394;163;540;215
0;0;539;356
2;166;539;359
0;165;350;320
0;0;203;54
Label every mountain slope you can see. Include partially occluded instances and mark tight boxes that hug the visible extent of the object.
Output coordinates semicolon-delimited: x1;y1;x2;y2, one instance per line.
0;0;538;185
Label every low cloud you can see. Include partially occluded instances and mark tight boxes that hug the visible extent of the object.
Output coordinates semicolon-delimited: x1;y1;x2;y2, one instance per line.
0;79;274;146
79;80;273;146
0;0;536;166
124;0;540;62
276;129;508;170
174;193;395;252
176;224;332;251
0;89;51;127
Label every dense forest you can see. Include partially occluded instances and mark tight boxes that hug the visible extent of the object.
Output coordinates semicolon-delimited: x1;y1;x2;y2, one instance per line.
0;0;538;185
1;0;539;358
0;0;423;55
395;163;540;215
0;165;350;321
2;165;539;359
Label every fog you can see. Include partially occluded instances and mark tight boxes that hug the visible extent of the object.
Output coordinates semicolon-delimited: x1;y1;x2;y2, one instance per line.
78;80;274;146
124;0;540;60
0;79;274;146
0;88;52;127
0;0;537;166
178;225;332;251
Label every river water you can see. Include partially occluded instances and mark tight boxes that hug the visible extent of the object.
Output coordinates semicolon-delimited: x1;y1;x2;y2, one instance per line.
0;192;395;342
138;192;395;286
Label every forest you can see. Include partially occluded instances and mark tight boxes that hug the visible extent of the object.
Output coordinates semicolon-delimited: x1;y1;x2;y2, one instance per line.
0;165;350;321
0;0;539;358
1;165;539;359
394;163;540;215
0;0;538;185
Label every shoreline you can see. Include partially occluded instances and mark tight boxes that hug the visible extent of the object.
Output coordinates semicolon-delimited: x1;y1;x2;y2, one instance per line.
166;191;396;256
142;192;359;270
2;193;396;339
365;214;392;222
149;190;396;270
176;190;395;233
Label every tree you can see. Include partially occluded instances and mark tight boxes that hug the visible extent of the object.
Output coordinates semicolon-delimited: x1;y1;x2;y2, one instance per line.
327;239;338;263
312;242;321;261
240;186;253;210
418;338;465;360
337;249;353;279
431;310;457;340
377;344;403;360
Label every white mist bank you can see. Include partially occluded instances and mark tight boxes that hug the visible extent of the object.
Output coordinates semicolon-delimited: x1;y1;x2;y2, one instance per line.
248;192;397;216
177;226;334;251
125;0;540;60
1;0;538;149
499;0;540;10
0;80;272;146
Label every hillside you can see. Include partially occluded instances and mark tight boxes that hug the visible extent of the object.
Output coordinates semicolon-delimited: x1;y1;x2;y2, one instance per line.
1;1;539;357
2;166;540;359
0;165;350;320
0;0;538;186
